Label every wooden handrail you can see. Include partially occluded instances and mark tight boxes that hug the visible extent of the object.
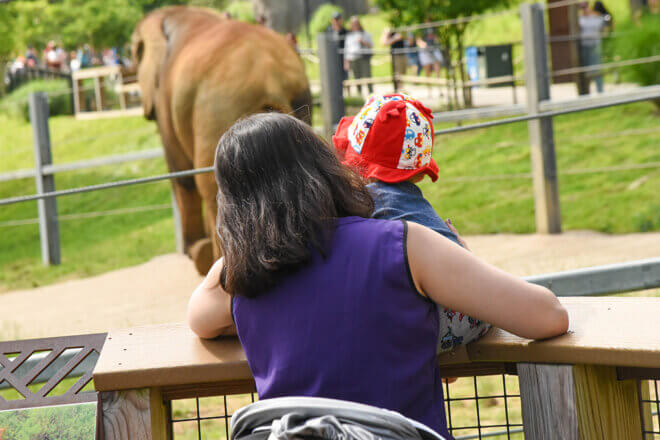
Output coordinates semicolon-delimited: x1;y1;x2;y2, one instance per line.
93;297;660;392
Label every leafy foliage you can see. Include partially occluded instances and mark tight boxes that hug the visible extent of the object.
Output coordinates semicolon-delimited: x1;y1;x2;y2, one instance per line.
0;403;96;440
0;79;72;121
605;13;660;87
226;1;255;23
309;4;344;36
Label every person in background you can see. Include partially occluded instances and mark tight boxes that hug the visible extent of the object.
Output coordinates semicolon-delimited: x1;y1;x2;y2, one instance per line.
404;33;422;75
344;16;373;95
25;45;38;68
381;27;406;89
221;11;232;20
418;26;444;77
257;14;267;26
77;44;92;69
45;41;61;71
69;51;81;72
579;1;606;93
593;1;614;31
327;12;348;80
9;56;26;75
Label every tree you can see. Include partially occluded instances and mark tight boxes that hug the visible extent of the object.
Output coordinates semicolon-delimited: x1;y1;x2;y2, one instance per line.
373;0;516;107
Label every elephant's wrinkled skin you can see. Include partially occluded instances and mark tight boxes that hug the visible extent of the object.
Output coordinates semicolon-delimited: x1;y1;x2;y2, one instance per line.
132;7;312;274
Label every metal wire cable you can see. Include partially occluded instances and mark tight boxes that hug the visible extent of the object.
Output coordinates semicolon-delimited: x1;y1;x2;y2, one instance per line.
552;55;660;77
0;166;213;207
433;91;660;136
0;204;171;228
1;89;658;207
442;162;660;183
395;9;518;33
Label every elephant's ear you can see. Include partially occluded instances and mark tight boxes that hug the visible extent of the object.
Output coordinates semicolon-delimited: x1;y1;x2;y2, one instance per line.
132;13;169;120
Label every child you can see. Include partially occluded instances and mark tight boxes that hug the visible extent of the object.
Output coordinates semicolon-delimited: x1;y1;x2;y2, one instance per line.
333;93;491;352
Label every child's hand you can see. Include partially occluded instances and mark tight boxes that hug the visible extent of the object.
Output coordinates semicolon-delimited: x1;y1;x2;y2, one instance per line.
446;219;470;251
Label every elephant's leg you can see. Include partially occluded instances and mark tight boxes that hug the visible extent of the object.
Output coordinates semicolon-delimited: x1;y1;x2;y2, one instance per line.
171;176;205;254
155;110;208;267
194;170;222;272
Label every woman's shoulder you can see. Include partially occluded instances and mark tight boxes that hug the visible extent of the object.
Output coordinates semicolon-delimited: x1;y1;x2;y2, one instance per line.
335;216;405;241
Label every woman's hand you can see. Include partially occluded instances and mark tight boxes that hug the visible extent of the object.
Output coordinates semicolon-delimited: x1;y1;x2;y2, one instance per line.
187;258;236;339
407;222;568;340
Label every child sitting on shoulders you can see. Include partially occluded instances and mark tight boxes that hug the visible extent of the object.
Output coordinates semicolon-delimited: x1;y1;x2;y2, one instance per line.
333;93;491;352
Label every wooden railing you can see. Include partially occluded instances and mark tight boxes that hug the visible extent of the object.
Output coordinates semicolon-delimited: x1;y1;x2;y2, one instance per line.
92;296;660;439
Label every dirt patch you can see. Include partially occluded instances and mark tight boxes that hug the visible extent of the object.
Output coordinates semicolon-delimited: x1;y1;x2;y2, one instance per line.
2;231;659;340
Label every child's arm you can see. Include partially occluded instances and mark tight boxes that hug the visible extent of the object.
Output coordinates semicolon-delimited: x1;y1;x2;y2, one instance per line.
407;222;568;340
187;258;236;338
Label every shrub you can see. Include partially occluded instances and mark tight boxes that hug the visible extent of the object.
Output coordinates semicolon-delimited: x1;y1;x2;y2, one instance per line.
0;79;72;121
226;1;255;23
605;13;660;107
309;4;344;36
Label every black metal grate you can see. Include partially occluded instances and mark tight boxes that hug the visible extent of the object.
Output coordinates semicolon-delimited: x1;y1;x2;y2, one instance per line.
642;379;660;439
169;375;524;440
445;374;523;440
170;393;256;440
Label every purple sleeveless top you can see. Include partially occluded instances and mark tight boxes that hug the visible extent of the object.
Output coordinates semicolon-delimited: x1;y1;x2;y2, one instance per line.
233;217;450;438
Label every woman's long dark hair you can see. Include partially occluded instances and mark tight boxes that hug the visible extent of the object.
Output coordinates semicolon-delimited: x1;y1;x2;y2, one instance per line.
214;113;374;297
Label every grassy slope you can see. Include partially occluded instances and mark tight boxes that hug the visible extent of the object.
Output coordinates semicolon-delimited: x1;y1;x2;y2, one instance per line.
0;99;658;291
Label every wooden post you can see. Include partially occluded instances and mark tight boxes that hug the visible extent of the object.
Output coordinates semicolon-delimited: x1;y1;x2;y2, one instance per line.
518;363;578;439
520;2;562;234
99;388;171;440
29;92;60;266
317;32;345;140
518;363;643;440
94;76;105;112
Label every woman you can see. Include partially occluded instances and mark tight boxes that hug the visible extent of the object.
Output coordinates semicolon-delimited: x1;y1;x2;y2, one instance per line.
188;113;568;438
344;16;373;94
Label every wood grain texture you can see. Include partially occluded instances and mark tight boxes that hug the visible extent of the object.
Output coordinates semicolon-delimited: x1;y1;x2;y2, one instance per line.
518;363;578;440
574;365;642;440
639;380;654;436
100;389;156;440
467;297;660;368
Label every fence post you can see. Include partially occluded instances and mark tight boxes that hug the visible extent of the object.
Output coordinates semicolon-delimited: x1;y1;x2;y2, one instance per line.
317;32;345;139
521;2;562;234
29;92;61;265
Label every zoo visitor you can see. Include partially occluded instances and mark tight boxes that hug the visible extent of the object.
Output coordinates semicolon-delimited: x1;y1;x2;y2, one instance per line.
187;113;569;438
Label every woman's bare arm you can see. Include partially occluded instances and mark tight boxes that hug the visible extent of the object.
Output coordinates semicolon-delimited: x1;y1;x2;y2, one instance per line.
407;221;568;340
187;258;236;339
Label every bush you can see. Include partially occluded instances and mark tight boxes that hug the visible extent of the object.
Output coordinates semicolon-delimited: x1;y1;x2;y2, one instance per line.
605;13;660;98
226;1;255;23
0;79;72;121
309;4;344;36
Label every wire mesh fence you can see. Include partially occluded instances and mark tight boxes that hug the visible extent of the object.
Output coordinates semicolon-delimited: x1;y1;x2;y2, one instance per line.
642;379;660;439
167;375;660;439
168;375;526;440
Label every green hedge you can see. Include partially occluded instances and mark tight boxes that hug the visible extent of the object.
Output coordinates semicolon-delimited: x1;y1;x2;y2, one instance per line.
605;14;660;91
226;1;255;23
309;4;344;36
0;79;72;121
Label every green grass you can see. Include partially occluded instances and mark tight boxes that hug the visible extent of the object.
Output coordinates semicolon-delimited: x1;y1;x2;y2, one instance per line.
0;100;657;291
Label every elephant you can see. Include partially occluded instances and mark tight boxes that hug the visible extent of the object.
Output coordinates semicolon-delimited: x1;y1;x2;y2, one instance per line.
132;6;312;274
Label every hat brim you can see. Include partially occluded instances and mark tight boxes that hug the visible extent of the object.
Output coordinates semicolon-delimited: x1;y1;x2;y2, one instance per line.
331;116;354;160
342;142;439;183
